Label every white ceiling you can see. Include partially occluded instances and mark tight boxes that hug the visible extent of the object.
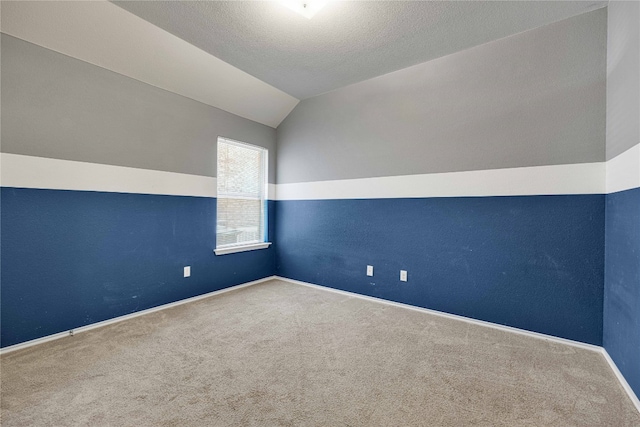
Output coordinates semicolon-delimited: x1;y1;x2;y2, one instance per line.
114;0;607;100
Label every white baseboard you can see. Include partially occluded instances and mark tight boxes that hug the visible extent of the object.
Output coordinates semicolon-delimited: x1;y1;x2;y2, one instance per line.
274;276;640;412
275;276;601;352
2;274;638;415
0;276;276;355
601;348;640;413
275;276;640;414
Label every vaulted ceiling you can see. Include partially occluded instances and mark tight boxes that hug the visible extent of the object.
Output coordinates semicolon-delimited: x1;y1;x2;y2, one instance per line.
115;1;607;99
2;1;607;127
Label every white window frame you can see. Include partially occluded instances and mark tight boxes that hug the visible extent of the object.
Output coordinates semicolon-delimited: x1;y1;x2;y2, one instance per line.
214;137;271;256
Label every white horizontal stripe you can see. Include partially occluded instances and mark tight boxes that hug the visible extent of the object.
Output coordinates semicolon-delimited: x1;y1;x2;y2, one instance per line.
276;162;606;200
606;144;640;194
4;152;638;199
0;154;217;198
0;153;281;200
267;184;277;201
0;1;298;127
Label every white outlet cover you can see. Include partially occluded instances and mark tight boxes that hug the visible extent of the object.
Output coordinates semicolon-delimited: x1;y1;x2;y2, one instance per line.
400;270;407;282
184;266;191;277
366;265;374;276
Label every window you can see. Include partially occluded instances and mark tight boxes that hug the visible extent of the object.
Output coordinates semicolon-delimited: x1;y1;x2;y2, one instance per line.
215;137;270;255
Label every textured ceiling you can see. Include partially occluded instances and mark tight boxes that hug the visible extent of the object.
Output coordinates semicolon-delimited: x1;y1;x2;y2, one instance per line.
1;1;298;128
114;1;607;100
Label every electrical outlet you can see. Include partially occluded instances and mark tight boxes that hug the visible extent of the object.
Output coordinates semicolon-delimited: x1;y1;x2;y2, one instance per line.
400;270;407;282
184;266;191;278
366;265;374;276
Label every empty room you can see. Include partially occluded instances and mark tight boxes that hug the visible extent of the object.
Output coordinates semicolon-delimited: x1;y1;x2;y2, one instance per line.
1;0;639;425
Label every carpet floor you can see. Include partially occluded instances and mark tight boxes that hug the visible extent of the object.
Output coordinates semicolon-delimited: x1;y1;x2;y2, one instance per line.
1;279;639;426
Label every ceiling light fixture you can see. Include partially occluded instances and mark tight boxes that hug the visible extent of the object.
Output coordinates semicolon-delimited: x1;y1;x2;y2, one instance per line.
280;0;328;19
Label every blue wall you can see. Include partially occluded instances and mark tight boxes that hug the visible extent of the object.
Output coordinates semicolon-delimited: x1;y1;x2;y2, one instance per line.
0;189;613;349
276;195;605;345
604;187;640;397
1;188;276;348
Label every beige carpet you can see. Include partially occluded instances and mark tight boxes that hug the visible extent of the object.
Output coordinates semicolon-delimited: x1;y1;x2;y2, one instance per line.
1;279;638;426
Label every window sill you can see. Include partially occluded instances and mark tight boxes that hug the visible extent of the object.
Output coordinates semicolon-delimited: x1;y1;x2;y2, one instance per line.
214;242;272;256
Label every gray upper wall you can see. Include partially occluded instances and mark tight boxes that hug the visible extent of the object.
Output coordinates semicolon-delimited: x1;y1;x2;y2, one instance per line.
1;34;277;183
606;0;639;160
276;9;607;184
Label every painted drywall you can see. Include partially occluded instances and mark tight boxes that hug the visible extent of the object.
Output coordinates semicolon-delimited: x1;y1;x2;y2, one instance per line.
274;9;608;346
1;34;277;183
276;9;606;184
1;188;277;347
0;153;218;199
0;35;278;347
275;162;605;200
0;1;298;128
0;3;619;358
603;0;640;399
604;1;640;160
276;195;605;345
604;188;640;397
